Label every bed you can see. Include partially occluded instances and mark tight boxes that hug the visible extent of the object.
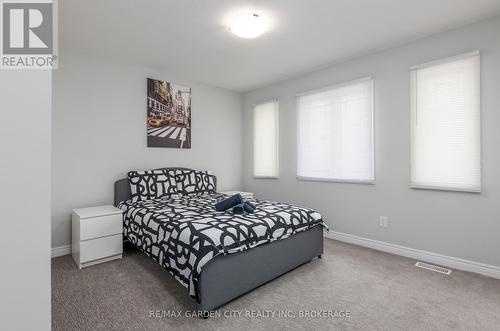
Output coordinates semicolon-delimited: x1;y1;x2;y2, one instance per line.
114;167;327;314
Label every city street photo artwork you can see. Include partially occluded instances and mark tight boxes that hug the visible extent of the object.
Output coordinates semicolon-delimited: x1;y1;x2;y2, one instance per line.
147;78;192;148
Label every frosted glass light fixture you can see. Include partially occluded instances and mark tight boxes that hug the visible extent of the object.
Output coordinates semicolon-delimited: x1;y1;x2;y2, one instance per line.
228;12;268;39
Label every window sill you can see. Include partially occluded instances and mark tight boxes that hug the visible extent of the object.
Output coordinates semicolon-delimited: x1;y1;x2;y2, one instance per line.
410;184;481;194
296;176;374;185
254;176;279;179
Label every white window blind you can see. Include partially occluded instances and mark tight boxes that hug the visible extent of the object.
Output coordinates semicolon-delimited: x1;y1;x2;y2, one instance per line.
410;52;481;192
253;100;279;178
297;78;374;183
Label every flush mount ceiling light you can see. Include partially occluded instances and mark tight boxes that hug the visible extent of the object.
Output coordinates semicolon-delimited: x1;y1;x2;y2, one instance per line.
228;12;268;39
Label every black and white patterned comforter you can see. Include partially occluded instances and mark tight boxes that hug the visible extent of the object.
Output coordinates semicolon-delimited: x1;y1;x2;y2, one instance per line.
118;193;327;301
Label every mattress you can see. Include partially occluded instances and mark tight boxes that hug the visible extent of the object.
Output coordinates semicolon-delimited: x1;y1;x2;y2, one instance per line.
118;193;327;300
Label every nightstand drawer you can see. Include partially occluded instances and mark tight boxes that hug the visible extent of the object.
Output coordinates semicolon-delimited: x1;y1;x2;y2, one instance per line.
80;234;122;263
80;214;122;241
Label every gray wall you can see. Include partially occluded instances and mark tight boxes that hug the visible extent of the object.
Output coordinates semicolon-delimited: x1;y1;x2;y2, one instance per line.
0;71;51;330
52;50;243;248
242;16;500;267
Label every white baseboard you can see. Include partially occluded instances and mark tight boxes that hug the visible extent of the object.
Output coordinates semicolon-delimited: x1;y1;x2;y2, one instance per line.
51;245;71;258
52;233;500;279
325;231;500;280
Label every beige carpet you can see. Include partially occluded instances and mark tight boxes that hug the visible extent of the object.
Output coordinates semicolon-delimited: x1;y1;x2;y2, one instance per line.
52;239;500;330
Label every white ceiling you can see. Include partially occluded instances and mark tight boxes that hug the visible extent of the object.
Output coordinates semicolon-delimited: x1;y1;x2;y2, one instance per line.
60;0;500;92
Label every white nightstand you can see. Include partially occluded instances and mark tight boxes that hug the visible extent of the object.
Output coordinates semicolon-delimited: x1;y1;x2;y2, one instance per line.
220;191;254;199
72;205;123;269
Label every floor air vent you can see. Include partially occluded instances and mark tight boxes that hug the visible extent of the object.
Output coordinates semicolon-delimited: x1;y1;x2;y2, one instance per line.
415;262;452;275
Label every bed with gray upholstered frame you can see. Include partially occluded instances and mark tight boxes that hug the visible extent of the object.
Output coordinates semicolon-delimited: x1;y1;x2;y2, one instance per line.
114;167;324;315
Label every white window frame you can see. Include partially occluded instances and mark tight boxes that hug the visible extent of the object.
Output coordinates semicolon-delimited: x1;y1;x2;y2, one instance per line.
253;99;279;179
296;76;375;184
409;51;481;193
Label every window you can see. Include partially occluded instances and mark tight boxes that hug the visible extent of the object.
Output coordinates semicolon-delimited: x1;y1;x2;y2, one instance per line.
253;100;278;178
297;77;374;183
410;52;481;192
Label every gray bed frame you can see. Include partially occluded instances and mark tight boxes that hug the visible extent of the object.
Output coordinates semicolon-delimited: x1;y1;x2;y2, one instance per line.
114;168;324;314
